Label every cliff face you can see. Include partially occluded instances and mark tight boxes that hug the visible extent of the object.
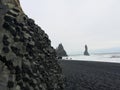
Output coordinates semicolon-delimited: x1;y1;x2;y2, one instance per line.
56;44;67;57
0;0;64;90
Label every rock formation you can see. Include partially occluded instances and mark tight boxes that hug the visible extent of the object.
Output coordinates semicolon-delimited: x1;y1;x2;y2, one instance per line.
0;0;64;90
56;44;67;58
84;45;90;56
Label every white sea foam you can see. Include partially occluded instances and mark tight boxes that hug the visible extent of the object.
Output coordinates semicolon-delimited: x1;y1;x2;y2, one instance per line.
63;53;120;63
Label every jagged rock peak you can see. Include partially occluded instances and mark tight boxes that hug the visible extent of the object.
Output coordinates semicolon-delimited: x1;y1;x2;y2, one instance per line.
0;0;64;90
84;44;90;56
56;43;68;57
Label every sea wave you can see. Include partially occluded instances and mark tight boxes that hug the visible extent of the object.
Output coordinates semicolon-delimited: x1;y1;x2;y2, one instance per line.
63;53;120;63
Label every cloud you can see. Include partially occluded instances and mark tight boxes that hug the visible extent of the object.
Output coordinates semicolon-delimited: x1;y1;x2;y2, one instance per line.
20;0;120;54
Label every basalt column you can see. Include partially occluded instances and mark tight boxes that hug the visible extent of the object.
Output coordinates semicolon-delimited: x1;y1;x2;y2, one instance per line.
0;0;64;90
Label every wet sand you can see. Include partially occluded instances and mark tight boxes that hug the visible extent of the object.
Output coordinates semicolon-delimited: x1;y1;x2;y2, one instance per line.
59;60;120;90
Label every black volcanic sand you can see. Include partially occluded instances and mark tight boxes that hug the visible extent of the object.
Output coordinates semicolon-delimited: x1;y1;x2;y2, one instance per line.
59;60;120;90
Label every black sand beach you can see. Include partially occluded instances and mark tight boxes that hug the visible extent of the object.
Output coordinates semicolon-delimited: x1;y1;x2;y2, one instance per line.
59;60;120;90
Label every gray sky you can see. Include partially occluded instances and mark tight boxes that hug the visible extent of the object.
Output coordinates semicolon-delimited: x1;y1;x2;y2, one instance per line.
20;0;120;54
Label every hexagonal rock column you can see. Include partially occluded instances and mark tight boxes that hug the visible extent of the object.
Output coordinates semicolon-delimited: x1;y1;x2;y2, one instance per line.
0;0;64;90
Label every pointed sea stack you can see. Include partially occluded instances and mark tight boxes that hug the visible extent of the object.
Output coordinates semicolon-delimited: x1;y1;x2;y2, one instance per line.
56;43;67;58
0;0;64;90
84;45;90;56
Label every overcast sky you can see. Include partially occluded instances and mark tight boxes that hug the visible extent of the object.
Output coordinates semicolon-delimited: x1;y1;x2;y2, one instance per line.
20;0;120;54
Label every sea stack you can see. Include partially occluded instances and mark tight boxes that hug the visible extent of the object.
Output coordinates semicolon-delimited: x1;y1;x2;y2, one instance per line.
84;45;90;56
0;0;64;90
56;43;67;58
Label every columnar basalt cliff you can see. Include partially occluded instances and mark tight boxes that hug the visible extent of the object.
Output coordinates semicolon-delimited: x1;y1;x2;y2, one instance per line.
0;0;64;90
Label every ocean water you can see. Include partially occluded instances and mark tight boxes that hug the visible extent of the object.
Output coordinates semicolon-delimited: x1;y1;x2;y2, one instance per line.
63;53;120;63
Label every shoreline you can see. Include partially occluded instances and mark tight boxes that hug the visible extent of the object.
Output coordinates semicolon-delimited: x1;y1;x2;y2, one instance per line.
61;59;120;64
